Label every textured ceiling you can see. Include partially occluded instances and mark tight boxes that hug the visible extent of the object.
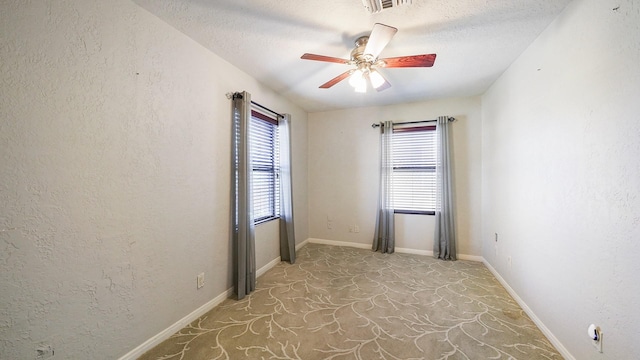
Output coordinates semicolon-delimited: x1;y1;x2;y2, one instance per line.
134;0;572;112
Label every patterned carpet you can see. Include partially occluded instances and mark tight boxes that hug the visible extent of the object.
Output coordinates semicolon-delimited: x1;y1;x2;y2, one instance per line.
139;244;561;359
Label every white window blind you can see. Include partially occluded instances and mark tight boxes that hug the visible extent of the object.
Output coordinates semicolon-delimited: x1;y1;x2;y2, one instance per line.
250;111;280;223
392;126;436;214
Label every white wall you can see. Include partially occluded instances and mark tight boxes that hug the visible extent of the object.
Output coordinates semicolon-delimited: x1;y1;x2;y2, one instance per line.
481;0;640;358
308;97;482;257
0;1;308;359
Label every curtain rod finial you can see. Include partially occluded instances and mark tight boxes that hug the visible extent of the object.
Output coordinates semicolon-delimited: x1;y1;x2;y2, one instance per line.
227;92;244;100
372;123;381;128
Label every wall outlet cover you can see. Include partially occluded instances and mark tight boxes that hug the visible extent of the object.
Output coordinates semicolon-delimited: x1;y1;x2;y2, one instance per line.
36;345;54;359
197;273;205;289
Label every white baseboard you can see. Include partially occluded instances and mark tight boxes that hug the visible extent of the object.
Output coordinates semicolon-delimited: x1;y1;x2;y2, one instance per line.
395;247;432;256
458;254;484;262
119;255;283;360
307;238;371;249
482;260;575;360
306;238;482;262
296;238;309;251
117;286;234;360
256;256;281;278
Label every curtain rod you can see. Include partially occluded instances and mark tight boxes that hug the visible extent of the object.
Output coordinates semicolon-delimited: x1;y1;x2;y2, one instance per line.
251;101;284;119
227;92;284;118
371;117;455;128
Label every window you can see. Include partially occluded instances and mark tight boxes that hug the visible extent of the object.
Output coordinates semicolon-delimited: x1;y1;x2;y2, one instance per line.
392;125;436;215
250;110;280;223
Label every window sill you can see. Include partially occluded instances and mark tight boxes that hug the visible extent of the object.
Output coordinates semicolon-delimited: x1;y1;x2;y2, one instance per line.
255;216;280;225
394;210;435;216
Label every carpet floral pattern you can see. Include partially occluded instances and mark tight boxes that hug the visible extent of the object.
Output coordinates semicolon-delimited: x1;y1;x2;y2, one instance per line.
139;244;561;360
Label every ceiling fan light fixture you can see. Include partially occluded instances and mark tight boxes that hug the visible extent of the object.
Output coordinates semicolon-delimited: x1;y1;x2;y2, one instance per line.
355;83;367;93
369;69;385;89
348;69;366;89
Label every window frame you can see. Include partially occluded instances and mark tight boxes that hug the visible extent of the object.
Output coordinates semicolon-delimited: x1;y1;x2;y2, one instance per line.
250;110;280;224
391;125;437;216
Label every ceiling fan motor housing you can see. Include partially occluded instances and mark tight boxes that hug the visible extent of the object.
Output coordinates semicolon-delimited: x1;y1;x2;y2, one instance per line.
351;36;375;65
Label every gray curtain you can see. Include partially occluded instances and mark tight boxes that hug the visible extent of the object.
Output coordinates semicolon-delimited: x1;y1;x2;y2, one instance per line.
230;91;256;299
372;120;395;253
434;116;457;260
278;114;296;263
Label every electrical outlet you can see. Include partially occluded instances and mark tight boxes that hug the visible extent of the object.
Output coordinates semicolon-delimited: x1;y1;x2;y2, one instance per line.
588;324;603;353
327;220;333;230
354;225;359;233
594;331;603;353
197;272;204;289
36;345;54;359
348;225;354;232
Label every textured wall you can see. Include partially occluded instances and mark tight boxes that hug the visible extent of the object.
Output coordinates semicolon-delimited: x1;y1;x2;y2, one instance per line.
0;1;307;358
481;0;640;358
308;97;482;256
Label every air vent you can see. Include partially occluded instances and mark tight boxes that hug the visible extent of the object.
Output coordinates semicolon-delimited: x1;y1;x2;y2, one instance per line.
361;0;412;13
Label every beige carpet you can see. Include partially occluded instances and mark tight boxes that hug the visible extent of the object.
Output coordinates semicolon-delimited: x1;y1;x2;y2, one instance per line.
139;244;561;359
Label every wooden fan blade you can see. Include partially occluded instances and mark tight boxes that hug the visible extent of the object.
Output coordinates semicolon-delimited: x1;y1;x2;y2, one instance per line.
319;70;353;89
301;53;350;64
364;23;398;59
380;54;437;68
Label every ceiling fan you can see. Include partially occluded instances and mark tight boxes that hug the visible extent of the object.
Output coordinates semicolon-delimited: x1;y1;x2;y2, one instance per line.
301;23;436;92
